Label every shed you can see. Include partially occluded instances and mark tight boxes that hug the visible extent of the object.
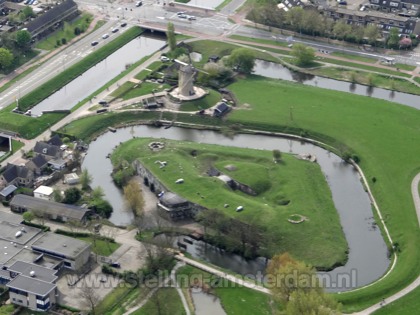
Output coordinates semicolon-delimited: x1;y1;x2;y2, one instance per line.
64;173;79;185
33;186;54;200
0;185;17;201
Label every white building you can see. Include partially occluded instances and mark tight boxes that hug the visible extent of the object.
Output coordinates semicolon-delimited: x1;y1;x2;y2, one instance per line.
33;186;54;200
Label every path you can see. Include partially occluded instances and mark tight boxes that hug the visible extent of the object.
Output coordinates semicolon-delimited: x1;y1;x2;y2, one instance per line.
123;261;191;315
175;255;270;295
412;173;420;228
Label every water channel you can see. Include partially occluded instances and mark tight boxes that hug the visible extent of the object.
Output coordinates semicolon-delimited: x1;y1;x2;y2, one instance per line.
253;59;420;110
31;35;166;116
83;126;390;292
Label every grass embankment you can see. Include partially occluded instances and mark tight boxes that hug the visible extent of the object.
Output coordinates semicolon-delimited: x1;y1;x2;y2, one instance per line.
372;285;420;315
132;288;186;315
188;40;279;67
111;138;347;268
179;89;221;111
35;13;94;51
225;76;420;312
176;265;275;315
330;52;376;64
18;26;143;112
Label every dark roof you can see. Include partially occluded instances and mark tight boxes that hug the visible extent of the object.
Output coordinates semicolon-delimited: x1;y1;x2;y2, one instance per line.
2;164;31;183
34;142;59;157
32;233;91;260
7;274;56;296
26;0;78;34
0;185;17;198
160;192;188;207
47;134;63;147
8;261;58;283
31;154;49;168
10;195;88;221
214;102;230;116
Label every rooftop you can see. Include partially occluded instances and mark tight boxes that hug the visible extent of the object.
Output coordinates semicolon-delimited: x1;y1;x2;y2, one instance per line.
159;192;188;207
8;261;58;283
0;185;17;198
7;274;56;296
31;233;90;260
10;194;88;221
33;186;53;196
0;220;42;246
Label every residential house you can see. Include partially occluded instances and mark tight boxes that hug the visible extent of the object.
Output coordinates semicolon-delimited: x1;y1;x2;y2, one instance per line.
46;135;63;147
0;164;34;187
0;185;17;202
25;154;49;176
33;142;61;161
25;0;79;40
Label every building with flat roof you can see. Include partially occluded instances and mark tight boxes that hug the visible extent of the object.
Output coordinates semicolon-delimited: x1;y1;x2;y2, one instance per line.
10;194;89;222
33;186;54;200
31;233;91;270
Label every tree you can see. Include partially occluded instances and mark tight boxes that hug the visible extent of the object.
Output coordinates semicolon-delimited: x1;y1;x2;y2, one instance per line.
286;290;341;315
291;44;315;66
273;149;282;163
52;189;62;202
15;30;32;50
286;7;304;33
123;179;144;216
364;24;380;45
22;6;35;18
332;21;351;40
80;168;93;190
226;48;256;74
0;48;13;69
267;253;342;314
90;198;113;218
399;37;412;49
91;186;105;200
387;27;400;49
79;286;100;315
166;22;176;51
63;187;82;204
22;211;34;223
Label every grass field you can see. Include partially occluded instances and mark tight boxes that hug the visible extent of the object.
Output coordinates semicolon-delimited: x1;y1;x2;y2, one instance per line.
132;288;186;315
76;236;120;256
35;13;94;51
372;285;420;315
111;138;347;268
176;265;275;315
330;51;377;64
225;76;420;311
179;89;222;111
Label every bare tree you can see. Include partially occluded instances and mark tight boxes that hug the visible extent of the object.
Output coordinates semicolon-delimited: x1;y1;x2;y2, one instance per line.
79;286;100;315
123;179;144;217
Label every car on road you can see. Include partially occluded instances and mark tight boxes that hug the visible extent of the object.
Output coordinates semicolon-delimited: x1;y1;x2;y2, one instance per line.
91;41;99;46
102;33;109;39
98;100;108;106
121;22;127;27
178;14;187;19
136;1;143;6
112;28;119;33
187;15;196;20
177;11;186;15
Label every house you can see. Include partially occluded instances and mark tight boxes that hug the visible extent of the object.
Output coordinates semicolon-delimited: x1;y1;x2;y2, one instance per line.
25;154;49;176
6;261;58;312
33;142;61;161
47;135;63;147
1;164;34;187
10;194;89;223
213;102;231;117
33;186;53;200
0;185;17;201
48;158;66;170
25;0;79;40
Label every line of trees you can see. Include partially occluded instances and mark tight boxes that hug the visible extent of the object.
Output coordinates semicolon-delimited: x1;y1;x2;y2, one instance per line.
247;1;418;48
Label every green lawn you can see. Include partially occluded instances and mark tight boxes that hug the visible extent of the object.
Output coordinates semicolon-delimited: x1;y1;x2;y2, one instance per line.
179;89;222;111
330;51;377;64
372;285;420;315
176;265;275;315
111;137;347;268
35;13;93;51
121;82;170;100
225;76;420;311
394;63;416;71
76;236;120;256
132;288;186;315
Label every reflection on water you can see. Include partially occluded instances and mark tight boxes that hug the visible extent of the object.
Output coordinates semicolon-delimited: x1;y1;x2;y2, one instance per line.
253;60;420;109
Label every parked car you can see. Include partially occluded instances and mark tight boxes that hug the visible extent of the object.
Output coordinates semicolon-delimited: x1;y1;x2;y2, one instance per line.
102;33;109;39
110;262;121;268
98;100;108;106
188;15;196;21
178;14;187;19
177;11;186;15
136;1;143;6
112;28;119;33
121;22;127;27
91;41;99;46
160;56;170;62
